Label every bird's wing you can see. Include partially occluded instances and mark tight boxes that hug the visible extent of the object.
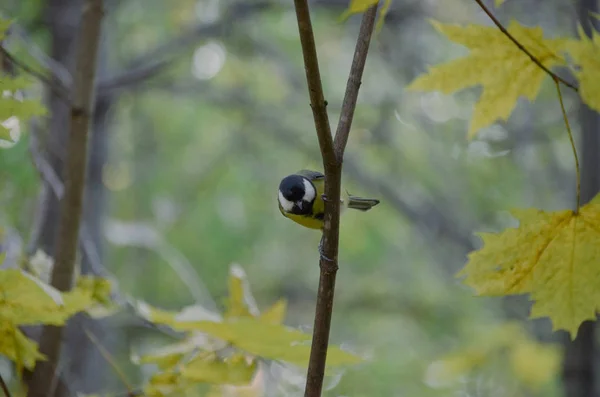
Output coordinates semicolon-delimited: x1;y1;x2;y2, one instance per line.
296;169;324;181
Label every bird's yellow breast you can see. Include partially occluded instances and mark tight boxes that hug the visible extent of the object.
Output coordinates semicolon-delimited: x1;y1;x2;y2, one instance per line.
280;210;324;229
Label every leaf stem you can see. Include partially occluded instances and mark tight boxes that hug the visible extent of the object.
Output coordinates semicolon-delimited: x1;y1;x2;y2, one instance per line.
473;0;578;92
555;78;580;212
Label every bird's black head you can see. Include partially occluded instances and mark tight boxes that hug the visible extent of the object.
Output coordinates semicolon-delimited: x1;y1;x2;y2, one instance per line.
278;174;316;215
279;174;306;202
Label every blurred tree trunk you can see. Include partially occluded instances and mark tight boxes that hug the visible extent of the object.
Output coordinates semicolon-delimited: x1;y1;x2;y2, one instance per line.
561;3;599;397
26;0;111;394
62;36;113;395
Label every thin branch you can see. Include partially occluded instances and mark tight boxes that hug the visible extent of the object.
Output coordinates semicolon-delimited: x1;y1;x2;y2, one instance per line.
0;17;73;87
0;46;70;102
2;2;269;103
555;79;580;212
0;374;10;397
84;328;134;395
293;0;335;166
333;6;378;159
293;2;379;396
97;1;271;96
473;0;578;92
26;1;105;396
29;125;106;277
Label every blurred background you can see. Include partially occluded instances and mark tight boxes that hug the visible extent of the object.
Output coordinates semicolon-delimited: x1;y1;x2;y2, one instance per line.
1;0;598;396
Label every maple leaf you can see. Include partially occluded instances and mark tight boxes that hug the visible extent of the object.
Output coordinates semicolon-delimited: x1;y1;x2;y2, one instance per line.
459;196;600;338
0;269;109;371
561;27;600;112
407;20;566;138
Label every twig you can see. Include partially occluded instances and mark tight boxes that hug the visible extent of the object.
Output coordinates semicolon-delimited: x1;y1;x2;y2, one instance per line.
473;0;578;92
0;46;71;102
333;8;377;158
96;1;270;96
292;2;379;396
2;2;269;103
84;328;134;395
26;1;105;396
0;374;10;397
0;17;73;87
554;78;580;212
293;0;336;166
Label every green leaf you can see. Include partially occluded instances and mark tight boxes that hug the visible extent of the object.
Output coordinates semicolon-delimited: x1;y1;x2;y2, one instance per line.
181;353;257;385
340;0;379;20
0;322;45;371
340;0;390;32
174;318;361;368
259;299;287;325
224;264;257;318
0;269;97;326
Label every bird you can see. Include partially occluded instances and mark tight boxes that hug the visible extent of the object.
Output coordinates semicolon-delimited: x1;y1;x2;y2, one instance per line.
277;169;380;230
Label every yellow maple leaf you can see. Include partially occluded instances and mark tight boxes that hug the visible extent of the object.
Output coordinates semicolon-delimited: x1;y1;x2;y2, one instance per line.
561;29;600;112
459;196;600;337
340;0;391;32
495;0;506;6
407;20;566;138
0;321;45;371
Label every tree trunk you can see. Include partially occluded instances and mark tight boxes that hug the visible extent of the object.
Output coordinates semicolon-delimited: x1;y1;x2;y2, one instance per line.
561;4;600;397
26;0;111;395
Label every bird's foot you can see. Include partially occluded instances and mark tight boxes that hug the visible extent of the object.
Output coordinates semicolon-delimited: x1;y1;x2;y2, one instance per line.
318;236;334;262
321;194;330;203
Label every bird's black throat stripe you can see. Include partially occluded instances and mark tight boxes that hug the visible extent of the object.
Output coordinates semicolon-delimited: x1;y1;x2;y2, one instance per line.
291;199;313;215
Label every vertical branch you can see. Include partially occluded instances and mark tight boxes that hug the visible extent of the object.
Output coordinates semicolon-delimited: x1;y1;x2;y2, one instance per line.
293;2;379;396
293;0;336;167
26;1;104;396
561;3;599;396
333;7;377;159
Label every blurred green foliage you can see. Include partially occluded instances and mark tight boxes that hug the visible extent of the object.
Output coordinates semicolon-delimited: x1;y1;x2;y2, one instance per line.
0;0;584;395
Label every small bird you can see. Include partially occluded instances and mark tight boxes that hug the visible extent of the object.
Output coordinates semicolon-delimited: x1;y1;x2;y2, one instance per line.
277;169;380;230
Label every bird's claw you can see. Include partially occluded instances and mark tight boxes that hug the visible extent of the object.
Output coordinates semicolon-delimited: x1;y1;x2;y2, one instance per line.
319;251;334;263
318;236;334;263
321;194;330;203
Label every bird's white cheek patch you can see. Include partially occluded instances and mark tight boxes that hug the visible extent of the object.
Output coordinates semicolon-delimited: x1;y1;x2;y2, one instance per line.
278;191;294;212
302;178;316;202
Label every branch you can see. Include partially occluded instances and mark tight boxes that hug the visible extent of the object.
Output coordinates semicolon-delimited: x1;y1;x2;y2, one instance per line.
293;0;335;166
0;46;70;102
473;0;578;92
26;1;105;396
0;18;73;87
0;374;10;397
293;2;378;396
2;2;269;103
333;7;377;159
96;1;271;96
29;126;106;277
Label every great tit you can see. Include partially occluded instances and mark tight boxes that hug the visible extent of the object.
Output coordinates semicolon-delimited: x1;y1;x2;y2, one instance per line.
277;169;380;229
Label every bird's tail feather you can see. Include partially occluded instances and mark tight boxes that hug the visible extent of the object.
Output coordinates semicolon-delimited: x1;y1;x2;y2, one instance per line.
347;195;380;212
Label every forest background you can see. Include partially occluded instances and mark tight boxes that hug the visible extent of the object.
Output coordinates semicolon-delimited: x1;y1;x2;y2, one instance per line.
1;0;600;396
